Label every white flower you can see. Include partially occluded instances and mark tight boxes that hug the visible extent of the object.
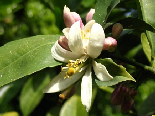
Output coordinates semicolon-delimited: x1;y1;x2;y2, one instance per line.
43;20;113;112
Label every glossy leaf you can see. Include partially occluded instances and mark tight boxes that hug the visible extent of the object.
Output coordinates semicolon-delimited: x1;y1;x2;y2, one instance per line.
93;0;120;26
0;35;61;87
138;91;155;115
20;71;51;116
93;0;108;25
141;33;151;62
60;95;88;116
139;0;155;58
95;58;136;87
105;18;155;34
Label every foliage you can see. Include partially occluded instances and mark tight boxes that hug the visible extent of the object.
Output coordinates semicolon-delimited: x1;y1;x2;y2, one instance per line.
0;0;155;116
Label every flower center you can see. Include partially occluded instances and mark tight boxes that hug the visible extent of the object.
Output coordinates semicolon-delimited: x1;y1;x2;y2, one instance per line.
61;55;89;79
81;29;91;53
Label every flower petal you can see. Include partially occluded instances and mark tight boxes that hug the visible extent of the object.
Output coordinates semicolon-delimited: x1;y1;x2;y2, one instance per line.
43;69;85;93
83;20;95;32
62;28;70;39
87;23;105;58
93;60;113;81
51;41;81;63
68;21;85;55
81;65;92;112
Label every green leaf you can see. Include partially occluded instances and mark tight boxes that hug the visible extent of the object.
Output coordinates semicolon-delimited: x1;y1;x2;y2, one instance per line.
0;35;61;87
141;33;151;62
138;91;155;115
93;0;120;26
20;71;51;116
95;58;136;87
96;76;134;87
0;77;26;106
46;106;61;116
139;0;155;58
105;18;155;34
60;95;88;116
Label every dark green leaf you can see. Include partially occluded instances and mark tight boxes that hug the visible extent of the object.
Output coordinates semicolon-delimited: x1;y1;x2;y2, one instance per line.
95;58;135;87
105;18;155;34
139;0;155;58
0;77;26;106
20;71;51;116
60;95;88;116
93;0;120;26
141;33;151;62
46;106;61;116
0;35;61;87
93;0;112;25
138;91;155;115
106;0;120;24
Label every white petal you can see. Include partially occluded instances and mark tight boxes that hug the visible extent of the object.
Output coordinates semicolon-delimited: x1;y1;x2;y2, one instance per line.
93;60;113;81
83;20;95;32
87;23;105;58
68;21;85;55
43;69;85;93
51;41;81;63
81;65;92;112
62;28;70;39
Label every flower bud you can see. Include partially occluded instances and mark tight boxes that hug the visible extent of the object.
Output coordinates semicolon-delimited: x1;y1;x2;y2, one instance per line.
129;89;137;99
63;5;84;28
121;86;129;94
121;98;134;113
112;23;123;39
103;37;117;52
111;84;124;105
85;9;95;23
58;36;70;51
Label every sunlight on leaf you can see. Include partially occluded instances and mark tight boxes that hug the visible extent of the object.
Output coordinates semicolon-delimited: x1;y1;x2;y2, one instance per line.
141;33;151;62
0;35;61;87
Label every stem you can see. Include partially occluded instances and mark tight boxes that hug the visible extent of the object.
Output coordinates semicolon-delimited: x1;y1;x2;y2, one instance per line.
109;53;155;74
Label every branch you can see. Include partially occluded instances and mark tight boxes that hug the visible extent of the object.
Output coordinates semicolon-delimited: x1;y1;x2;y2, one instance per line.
108;53;155;74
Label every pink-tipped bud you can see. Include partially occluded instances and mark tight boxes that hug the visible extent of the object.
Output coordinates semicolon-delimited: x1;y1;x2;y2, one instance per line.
63;5;84;28
112;23;123;39
121;98;134;113
103;37;117;52
86;9;95;23
58;36;70;51
111;84;125;105
71;12;84;29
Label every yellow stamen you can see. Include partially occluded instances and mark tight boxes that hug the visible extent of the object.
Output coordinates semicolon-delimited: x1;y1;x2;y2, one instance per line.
59;94;65;100
60;66;63;75
86;29;90;33
67;67;75;76
63;56;89;79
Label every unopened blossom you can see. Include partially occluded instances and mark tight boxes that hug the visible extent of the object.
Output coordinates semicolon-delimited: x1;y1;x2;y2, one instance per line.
112;23;123;39
86;9;95;23
43;20;113;112
103;37;117;52
63;5;84;28
111;84;137;113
